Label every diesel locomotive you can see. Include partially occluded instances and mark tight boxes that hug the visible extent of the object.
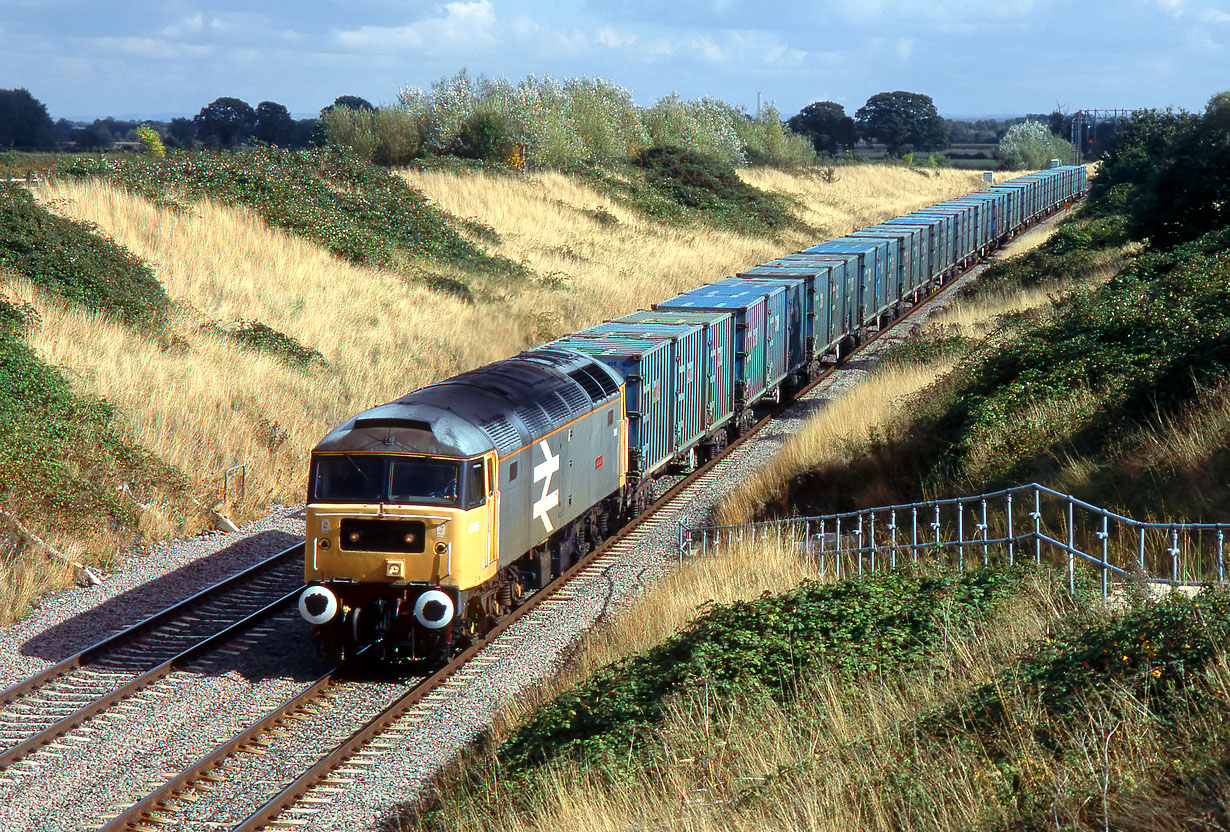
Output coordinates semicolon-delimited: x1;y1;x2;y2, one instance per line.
298;165;1088;662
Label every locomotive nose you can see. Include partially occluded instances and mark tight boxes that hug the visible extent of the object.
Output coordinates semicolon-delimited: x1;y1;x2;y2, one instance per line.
298;585;339;625
413;589;455;630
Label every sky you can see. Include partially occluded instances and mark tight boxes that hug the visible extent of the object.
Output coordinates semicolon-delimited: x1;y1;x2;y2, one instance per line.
1;0;1227;123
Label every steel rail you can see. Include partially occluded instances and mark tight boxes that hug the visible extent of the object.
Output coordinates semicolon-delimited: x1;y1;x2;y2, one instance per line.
0;589;301;770
96;662;351;832
0;543;304;709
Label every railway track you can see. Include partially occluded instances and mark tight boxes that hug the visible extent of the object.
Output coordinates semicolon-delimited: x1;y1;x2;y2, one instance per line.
2;204;1075;832
0;547;303;780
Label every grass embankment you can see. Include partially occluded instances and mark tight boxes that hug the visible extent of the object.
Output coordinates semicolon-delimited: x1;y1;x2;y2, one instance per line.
759;214;1230;525
0;185;185;622
0;150;981;618
403;557;1230;832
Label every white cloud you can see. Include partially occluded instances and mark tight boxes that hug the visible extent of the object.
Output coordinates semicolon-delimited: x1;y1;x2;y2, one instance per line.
596;26;638;49
159;13;205;39
1201;7;1230;22
1155;0;1183;13
94;36;212;61
335;0;498;53
895;36;914;61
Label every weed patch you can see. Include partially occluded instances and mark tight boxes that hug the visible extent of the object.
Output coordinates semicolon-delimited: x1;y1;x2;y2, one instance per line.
497;567;1026;778
573;149;810;238
0;184;169;328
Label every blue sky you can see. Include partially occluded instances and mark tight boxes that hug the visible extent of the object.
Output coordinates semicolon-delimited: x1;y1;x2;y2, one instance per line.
2;0;1226;122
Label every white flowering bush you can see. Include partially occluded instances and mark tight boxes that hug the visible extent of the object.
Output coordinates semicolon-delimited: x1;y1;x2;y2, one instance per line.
366;72;813;168
997;121;1071;170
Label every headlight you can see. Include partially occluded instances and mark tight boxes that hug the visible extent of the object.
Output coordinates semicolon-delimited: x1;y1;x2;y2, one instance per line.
298;585;338;625
413;589;454;630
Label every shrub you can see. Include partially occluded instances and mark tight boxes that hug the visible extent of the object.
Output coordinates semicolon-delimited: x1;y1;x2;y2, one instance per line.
205;319;325;369
630;145;798;234
0;184;169;329
996;121;1070;170
135;124;166;159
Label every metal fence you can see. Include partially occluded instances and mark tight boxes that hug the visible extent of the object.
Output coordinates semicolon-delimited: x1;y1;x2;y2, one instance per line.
679;483;1230;601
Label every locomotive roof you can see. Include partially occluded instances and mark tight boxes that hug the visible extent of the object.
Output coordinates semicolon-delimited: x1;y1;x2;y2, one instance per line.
313;347;623;459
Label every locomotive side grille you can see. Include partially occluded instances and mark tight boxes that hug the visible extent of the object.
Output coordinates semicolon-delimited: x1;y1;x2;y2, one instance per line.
568;366;620;401
541;391;571;422
514;404;551;435
558;382;590;412
479;416;522;456
339;518;427;553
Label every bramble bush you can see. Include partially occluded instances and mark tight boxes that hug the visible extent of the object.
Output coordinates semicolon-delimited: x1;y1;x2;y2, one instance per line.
0;183;170;329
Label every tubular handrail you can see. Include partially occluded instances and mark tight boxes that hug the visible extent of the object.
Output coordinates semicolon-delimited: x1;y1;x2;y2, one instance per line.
679;483;1230;600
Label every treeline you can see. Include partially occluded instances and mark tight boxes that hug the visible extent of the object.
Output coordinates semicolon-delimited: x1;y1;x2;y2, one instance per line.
2;74;1076;171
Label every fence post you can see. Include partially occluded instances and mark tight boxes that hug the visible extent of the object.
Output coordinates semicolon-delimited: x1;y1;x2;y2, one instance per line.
1098;513;1109;602
957;501;964;570
1034;487;1042;566
1219;529;1225;585
857;516;864;576
1169;527;1180;586
980;498;989;567
1006;492;1014;567
890;509;898;570
912;506;919;564
1067;500;1075;595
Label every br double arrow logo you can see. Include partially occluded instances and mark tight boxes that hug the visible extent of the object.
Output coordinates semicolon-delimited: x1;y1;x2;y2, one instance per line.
532;439;560;532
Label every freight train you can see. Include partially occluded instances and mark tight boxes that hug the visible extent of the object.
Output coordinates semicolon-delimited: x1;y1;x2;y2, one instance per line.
297;165;1088;662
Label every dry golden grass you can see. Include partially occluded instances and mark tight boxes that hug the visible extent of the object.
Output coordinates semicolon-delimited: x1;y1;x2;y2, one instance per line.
11;166;983;535
718;359;957;526
737;165;985;240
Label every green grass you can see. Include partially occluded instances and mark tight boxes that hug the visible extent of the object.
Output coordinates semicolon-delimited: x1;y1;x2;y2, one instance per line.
0;296;180;548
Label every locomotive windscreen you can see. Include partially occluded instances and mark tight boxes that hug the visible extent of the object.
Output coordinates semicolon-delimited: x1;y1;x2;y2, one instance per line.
312;454;465;507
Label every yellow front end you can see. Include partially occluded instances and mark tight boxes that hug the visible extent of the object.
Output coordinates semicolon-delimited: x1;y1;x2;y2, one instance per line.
305;499;497;592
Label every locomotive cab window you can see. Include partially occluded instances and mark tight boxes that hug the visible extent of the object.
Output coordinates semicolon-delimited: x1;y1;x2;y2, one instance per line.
390;458;461;506
311;454;462;507
312;454;384;502
464;459;486;509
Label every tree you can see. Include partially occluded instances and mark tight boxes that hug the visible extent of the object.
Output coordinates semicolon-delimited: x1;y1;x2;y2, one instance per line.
1101;94;1230;246
330;95;375;112
253;101;297;146
71;123;113;150
135;124;166;159
854;91;948;155
193;97;256;149
996;121;1070;170
167;117;197;148
0;89;55;149
787;101;856;155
